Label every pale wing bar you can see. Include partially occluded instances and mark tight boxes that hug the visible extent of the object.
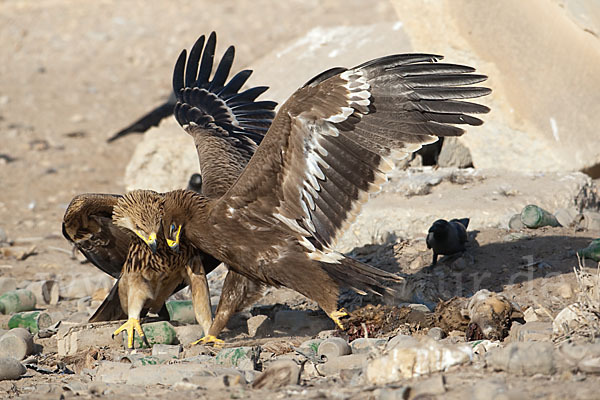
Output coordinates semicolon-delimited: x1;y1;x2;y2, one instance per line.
281;55;490;253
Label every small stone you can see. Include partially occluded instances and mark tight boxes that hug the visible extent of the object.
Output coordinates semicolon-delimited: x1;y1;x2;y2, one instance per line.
557;283;573;299
407;303;431;313
0;357;26;381
317;337;351;361
486;342;555;376
173;325;200;345
523;307;539;323
427;327;445;340
578;357;600;374
247;314;271;337
0;328;34;360
252;359;299;389
349;338;387;354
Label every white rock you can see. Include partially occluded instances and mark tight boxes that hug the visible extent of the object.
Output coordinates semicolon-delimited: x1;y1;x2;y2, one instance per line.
553;303;599;336
367;337;472;382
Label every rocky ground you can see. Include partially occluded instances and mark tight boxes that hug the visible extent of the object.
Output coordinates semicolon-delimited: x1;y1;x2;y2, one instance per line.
2;1;600;399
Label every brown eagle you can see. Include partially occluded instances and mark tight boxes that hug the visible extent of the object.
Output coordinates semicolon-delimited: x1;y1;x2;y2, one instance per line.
63;32;276;347
161;39;491;328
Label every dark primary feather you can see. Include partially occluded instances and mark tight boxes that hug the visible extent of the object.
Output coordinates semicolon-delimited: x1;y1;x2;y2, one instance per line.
106;93;176;143
172;31;277;198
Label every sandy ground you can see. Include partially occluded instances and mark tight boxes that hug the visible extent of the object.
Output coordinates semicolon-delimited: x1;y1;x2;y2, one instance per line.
2;1;600;399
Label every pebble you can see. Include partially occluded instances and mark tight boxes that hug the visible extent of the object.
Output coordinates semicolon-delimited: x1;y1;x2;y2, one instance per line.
0;328;34;360
0;357;26;381
0;277;16;295
349;338;387;354
317;337;351;361
252;359;299;389
486;342;555;376
367;337;472;382
427;327;445;340
26;280;59;305
247;314;271;337
523;307;539;322
173;324;201;345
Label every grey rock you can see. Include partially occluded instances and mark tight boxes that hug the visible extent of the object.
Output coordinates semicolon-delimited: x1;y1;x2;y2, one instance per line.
506;321;552;342
173;324;201;345
0;357;26;381
486;342;555;376
0;328;34;360
247;314;271;337
427;327;445;340
252;359;299;389
349;338;387;354
57;321;122;356
317;337;351;361
386;334;418;350
437;137;473;168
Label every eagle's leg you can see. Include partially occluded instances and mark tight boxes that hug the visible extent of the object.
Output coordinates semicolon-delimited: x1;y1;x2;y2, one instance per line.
113;317;149;349
191;335;224;347
112;276;151;349
186;260;222;347
327;308;348;330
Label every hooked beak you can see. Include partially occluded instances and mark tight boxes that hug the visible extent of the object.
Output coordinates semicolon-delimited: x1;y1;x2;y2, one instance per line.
166;225;181;253
145;232;157;254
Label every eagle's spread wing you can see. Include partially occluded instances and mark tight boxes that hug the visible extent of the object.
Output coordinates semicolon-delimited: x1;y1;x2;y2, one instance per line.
62;193;132;278
172;32;277;198
218;55;490;256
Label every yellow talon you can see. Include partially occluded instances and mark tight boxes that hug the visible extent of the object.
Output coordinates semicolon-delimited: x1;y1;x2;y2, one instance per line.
191;335;224;348
112;318;147;349
328;309;348;330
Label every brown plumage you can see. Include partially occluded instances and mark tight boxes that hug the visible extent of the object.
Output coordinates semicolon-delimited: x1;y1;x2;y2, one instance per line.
64;32;275;345
163;43;491;326
63;190;221;348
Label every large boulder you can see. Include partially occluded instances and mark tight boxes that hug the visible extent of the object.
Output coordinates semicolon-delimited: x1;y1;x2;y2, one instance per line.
391;0;600;174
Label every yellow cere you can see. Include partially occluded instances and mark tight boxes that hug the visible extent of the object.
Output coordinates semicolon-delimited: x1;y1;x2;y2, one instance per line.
167;225;181;248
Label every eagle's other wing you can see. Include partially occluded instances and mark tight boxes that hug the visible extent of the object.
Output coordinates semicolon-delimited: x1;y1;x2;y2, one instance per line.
218;54;490;256
62;193;132;277
172;32;277;198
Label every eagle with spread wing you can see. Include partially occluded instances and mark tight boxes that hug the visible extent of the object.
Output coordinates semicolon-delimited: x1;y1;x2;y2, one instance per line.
63;32;275;347
162;38;491;328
